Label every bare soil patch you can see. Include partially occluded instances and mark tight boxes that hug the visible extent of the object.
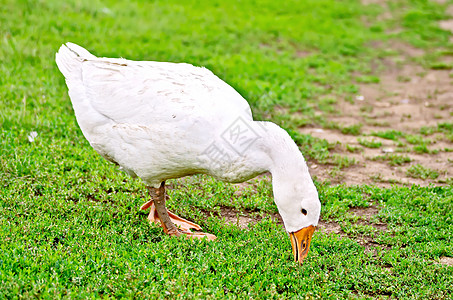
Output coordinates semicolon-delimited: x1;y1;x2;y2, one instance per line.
205;206;283;229
301;45;453;187
439;256;453;266
317;220;345;235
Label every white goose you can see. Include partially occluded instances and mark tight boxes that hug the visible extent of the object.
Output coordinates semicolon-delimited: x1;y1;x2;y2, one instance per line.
55;43;321;263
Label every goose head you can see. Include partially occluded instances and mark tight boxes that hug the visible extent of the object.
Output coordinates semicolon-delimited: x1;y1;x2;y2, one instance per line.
273;176;320;264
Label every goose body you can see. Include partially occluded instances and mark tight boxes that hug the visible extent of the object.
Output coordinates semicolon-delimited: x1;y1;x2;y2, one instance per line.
56;43;321;263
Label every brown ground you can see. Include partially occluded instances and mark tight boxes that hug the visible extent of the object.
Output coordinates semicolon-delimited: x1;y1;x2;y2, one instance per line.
291;1;453;187
300;46;453;187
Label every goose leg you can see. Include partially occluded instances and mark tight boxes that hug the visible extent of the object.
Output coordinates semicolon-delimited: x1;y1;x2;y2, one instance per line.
141;182;216;240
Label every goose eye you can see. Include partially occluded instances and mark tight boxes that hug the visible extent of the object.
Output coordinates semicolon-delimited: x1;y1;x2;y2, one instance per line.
301;208;307;215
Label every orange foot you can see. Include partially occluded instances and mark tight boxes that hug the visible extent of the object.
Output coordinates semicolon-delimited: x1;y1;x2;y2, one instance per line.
140;200;216;240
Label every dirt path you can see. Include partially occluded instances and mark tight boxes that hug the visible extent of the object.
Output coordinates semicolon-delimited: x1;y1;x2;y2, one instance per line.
300;45;453;187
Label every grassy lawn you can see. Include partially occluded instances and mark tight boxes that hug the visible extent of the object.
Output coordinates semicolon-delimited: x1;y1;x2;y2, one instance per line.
1;0;453;298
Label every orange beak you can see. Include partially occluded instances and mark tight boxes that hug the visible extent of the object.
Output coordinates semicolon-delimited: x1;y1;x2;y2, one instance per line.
289;225;316;264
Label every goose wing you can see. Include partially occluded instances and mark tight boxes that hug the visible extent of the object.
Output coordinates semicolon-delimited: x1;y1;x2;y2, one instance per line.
81;58;252;126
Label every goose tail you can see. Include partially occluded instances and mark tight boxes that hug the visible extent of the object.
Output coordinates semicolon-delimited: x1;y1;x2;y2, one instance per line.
55;42;96;81
55;43;106;138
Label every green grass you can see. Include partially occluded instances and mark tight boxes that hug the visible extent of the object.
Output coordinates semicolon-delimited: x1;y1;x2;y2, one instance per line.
1;176;452;298
346;144;363;153
371;130;404;141
358;138;383;148
1;0;453;298
406;164;440;180
355;75;380;84
371;154;412;166
421;122;453;141
331;154;357;169
405;134;431;145
328;123;363;136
